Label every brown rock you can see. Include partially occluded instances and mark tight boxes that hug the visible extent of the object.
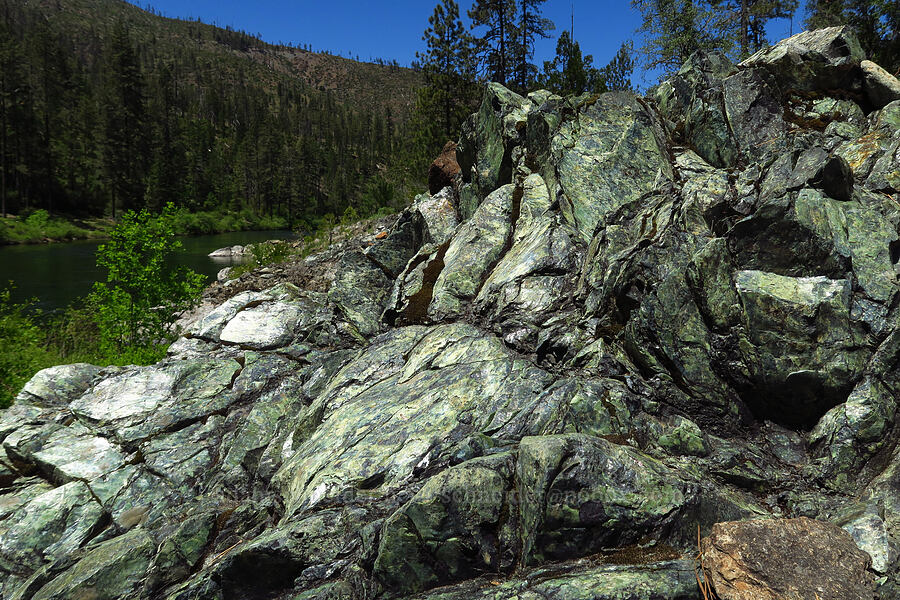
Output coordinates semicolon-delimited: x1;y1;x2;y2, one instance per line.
701;517;874;600
428;141;461;194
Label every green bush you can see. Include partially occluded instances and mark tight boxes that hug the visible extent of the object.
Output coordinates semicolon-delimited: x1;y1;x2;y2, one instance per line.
88;204;205;359
229;240;295;279
0;287;55;408
168;207;289;236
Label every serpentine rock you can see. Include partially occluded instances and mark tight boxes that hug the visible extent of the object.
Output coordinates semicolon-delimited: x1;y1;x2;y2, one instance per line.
2;27;900;600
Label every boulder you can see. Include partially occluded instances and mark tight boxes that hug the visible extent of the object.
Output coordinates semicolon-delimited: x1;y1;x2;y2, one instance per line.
862;60;900;109
741;26;865;91
555;92;671;240
428;184;515;320
428;141;461;194
207;244;247;258
701;517;875;600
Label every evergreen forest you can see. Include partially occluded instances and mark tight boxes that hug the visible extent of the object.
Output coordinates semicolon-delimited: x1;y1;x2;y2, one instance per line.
1;0;896;238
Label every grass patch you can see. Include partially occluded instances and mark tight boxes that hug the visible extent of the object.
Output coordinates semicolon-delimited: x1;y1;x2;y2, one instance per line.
0;210;109;244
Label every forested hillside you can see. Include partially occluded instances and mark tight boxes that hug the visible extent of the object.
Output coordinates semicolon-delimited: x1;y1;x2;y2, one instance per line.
0;0;423;229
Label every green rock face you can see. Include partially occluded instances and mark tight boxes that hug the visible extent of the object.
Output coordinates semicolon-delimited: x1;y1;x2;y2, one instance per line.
32;529;154;600
554;93;671;240
5;27;900;600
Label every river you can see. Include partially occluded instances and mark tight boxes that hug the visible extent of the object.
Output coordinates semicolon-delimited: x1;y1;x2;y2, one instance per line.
0;230;297;311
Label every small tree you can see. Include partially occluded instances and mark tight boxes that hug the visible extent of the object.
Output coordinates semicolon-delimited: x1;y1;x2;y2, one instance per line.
541;31;597;95
88;203;204;361
512;0;555;91
597;41;636;92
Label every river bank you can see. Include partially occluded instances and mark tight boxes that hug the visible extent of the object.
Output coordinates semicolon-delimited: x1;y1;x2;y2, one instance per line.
0;229;299;311
0;209;290;245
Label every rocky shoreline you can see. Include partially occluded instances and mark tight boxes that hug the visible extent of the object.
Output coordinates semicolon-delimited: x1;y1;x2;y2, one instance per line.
0;26;899;600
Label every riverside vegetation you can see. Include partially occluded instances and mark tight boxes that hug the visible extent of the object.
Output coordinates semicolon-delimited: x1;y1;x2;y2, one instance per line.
0;26;898;600
0;206;208;407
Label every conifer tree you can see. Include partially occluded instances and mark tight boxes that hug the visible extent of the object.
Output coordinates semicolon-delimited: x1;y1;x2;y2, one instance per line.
710;0;798;56
598;41;636;91
469;0;517;84
512;0;555;91
102;23;147;218
633;0;734;76
416;0;475;140
541;31;596;95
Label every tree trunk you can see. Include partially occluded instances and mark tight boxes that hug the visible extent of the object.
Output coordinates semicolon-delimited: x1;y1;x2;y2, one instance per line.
1;69;6;219
498;2;506;84
741;0;748;56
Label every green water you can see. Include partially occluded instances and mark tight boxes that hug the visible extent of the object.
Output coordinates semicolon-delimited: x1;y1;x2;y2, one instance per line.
0;230;296;311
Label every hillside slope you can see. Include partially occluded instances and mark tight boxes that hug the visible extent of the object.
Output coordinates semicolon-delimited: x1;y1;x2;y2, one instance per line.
28;0;422;117
0;0;423;224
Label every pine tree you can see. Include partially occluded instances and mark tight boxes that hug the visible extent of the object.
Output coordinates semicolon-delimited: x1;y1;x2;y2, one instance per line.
416;0;475;140
541;31;597;95
512;0;555;91
598;41;636;92
710;0;798;57
632;0;733;77
0;18;36;217
469;0;517;84
102;22;147;218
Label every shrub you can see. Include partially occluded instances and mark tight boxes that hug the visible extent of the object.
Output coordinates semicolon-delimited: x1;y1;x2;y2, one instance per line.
0;287;53;408
87;204;205;359
228;240;295;278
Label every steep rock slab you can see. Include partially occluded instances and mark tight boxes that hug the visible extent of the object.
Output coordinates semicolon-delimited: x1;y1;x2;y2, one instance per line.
0;482;104;573
810;376;897;491
456;83;531;216
728;188;900;309
701;517;875;600
428;184;515;321
655;51;739;169
475;175;581;353
734;270;868;427
374;453;517;595
13;363;102;408
516;434;699;565
31;529;154;600
656;51;740;169
554;92;671;241
68;358;241;444
836;504;897;575
723;68;787;164
30;423;127;483
328;250;392;338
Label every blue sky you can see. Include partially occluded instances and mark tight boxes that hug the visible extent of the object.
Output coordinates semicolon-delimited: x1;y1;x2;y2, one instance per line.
128;1;801;87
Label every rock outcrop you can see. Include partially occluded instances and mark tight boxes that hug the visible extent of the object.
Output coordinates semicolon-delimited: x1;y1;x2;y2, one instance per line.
1;27;900;600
